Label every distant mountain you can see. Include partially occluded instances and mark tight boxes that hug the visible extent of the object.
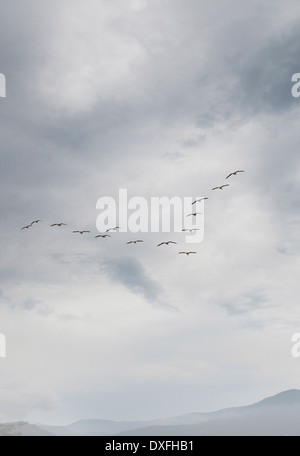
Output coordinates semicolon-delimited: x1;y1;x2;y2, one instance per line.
6;390;300;436
118;390;300;436
249;389;300;408
39;419;150;437
0;421;53;436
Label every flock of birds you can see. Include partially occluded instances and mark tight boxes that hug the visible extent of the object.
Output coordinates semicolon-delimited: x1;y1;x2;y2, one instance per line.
21;170;244;256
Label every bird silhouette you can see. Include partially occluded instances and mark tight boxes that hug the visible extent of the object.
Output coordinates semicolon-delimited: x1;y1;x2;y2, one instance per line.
182;228;200;233
178;251;197;256
186;212;202;217
127;240;144;244
212;184;230;190
21;224;32;230
51;223;67;227
95;235;111;239
157;241;177;247
30;220;42;225
106;227;121;232
73;231;90;235
192;198;208;205
226;170;245;179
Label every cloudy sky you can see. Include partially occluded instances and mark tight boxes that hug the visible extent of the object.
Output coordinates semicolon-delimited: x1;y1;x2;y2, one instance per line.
1;0;300;425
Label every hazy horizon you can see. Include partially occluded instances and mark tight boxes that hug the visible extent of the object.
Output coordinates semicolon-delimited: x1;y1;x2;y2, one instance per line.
0;388;297;427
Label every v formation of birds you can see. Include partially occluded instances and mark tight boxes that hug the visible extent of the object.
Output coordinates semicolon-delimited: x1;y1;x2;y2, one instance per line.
21;171;244;256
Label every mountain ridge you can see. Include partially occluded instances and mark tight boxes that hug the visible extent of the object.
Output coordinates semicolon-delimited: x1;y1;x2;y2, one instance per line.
39;389;300;436
2;389;300;436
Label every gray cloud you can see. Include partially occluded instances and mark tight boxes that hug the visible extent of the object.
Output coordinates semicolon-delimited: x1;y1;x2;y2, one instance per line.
0;383;59;422
100;256;177;310
0;292;53;316
220;291;269;316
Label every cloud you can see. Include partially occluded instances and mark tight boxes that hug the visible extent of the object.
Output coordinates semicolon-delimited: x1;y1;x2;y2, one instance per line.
0;384;60;422
0;292;53;316
101;256;161;301
0;0;300;424
220;291;269;316
100;256;177;311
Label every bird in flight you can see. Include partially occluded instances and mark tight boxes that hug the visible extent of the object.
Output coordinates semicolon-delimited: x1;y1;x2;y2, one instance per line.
212;184;230;190
73;231;91;235
106;227;121;232
157;241;177;247
192;198;208;205
182;228;200;233
127;240;144;244
178;251;197;256
95;235;111;239
226;170;245;179
186;212;202;217
30;220;42;225
21;224;32;230
51;223;67;227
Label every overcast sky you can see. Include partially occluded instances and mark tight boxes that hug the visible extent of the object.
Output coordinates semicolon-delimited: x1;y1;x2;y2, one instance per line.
1;0;300;425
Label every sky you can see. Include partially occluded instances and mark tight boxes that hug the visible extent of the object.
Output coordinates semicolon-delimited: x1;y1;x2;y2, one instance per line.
1;0;300;426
